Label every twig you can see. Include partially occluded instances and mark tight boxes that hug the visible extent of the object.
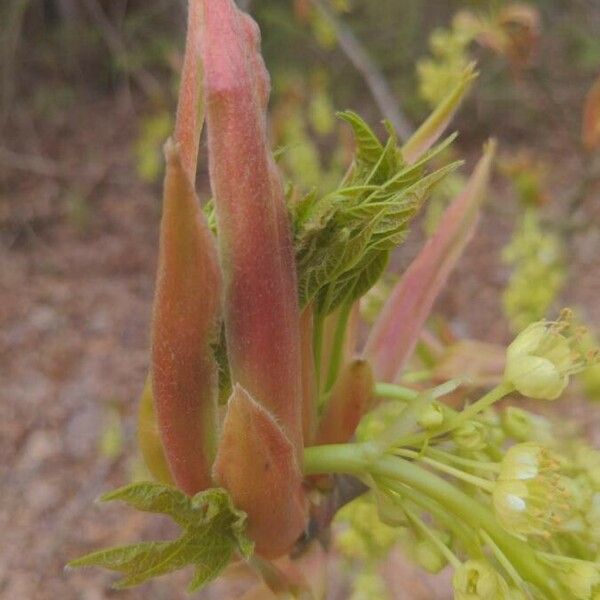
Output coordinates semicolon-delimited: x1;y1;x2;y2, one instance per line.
0;145;64;178
80;0;165;102
0;0;30;130
295;474;367;554
310;0;413;140
0;145;131;190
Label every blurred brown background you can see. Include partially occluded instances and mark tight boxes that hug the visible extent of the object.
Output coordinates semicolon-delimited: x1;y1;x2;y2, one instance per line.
1;0;599;598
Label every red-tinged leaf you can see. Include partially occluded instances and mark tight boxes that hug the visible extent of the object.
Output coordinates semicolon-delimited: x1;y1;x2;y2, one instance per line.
300;305;318;446
201;0;304;454
402;64;477;165
173;0;205;180
316;359;374;445
582;75;600;152
151;140;221;496
364;141;496;382
212;385;307;559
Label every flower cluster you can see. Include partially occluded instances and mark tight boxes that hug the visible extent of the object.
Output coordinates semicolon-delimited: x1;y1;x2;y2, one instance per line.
332;318;599;599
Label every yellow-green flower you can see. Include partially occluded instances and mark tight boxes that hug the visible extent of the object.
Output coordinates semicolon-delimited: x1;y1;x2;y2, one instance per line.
504;310;594;400
492;443;572;537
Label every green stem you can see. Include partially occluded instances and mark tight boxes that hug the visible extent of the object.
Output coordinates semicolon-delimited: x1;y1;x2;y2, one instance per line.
375;382;419;401
404;505;462;568
424;446;500;473
377;477;481;557
442;381;514;429
313;313;325;394
399;370;432;383
374;379;461;452
325;300;352;392
394;449;494;491
479;529;524;591
303;443;564;599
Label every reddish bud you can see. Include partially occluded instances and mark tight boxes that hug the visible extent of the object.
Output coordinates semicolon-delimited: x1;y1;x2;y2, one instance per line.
213;385;307;559
151;140;221;496
174;0;205;180
201;0;304;452
316;359;374;445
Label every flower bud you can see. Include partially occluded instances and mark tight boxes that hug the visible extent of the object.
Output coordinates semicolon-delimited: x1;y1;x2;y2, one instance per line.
335;495;402;560
501;406;551;443
417;402;445;429
453;559;510;600
374;489;408;527
414;536;448;574
504;310;596;400
453;420;489;451
492;443;572;537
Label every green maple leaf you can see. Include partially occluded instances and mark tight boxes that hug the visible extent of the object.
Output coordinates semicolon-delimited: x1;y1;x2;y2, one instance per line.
68;483;253;592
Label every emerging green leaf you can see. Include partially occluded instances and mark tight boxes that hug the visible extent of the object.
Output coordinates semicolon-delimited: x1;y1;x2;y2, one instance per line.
402;63;477;165
291;111;461;317
69;484;253;591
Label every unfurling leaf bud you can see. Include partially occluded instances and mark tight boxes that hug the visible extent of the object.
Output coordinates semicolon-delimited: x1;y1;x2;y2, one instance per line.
212;385;307;559
503;310;597;400
316;359;374;445
403;63;477;165
201;0;304;454
151;140;221;496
